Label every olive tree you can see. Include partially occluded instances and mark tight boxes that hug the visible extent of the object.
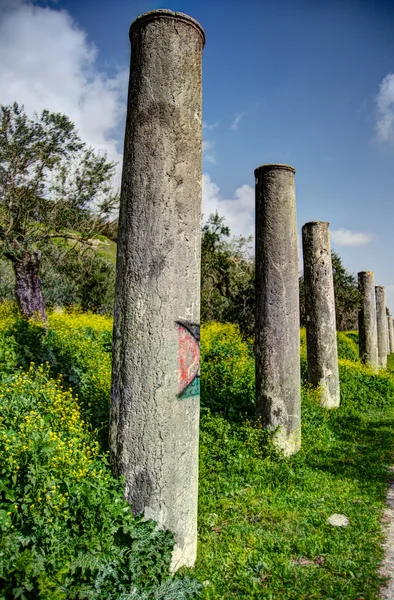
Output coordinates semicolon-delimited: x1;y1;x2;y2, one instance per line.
0;102;118;320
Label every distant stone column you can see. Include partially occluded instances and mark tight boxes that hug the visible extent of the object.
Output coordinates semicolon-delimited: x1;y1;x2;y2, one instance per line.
255;164;301;456
302;222;340;408
375;286;387;369
358;272;379;371
391;317;394;355
387;314;392;356
110;10;205;571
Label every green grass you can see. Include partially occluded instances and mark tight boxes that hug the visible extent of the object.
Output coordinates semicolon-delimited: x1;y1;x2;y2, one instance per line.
2;308;394;599
193;326;394;599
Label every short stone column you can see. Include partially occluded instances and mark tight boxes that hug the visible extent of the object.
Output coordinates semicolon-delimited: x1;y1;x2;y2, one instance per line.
110;10;205;571
255;164;301;456
387;313;392;355
302;222;340;408
358;272;379;371
375;286;387;369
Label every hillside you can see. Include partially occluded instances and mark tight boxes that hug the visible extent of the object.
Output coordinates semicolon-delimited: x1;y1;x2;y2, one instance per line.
1;305;394;598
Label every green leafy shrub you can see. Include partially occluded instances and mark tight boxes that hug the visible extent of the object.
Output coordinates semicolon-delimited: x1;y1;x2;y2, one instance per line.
0;308;113;449
300;329;359;379
300;329;308;381
336;332;359;362
343;331;359;346
339;358;394;412
0;365;201;599
200;323;255;417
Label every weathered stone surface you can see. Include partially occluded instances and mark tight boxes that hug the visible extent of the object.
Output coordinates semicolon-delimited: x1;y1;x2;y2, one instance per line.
302;222;340;408
390;316;394;355
358;272;379;371
110;9;204;571
255;164;301;456
376;286;388;369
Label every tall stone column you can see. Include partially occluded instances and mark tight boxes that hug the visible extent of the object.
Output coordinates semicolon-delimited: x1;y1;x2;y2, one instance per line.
110;10;205;571
302;222;340;408
387;313;392;356
358;272;379;371
375;286;387;369
255;164;301;456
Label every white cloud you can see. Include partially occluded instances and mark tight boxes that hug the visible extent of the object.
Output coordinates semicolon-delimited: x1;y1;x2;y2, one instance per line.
202;173;254;239
376;72;394;143
230;112;245;131
0;0;128;184
202;140;216;164
331;228;373;247
203;120;219;131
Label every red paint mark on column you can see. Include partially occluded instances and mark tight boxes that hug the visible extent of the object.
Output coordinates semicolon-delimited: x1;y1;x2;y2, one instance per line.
177;321;200;396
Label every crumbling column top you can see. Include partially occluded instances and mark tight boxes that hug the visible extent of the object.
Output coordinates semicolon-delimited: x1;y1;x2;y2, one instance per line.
130;9;206;45
254;163;296;176
302;221;330;228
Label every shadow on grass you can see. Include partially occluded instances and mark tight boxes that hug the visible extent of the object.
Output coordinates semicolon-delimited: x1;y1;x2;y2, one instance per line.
301;410;394;491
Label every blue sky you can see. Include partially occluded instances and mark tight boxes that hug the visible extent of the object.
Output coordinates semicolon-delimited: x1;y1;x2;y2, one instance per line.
1;0;394;310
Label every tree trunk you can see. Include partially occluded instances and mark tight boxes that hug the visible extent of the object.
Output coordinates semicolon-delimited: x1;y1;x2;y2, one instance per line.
12;251;47;321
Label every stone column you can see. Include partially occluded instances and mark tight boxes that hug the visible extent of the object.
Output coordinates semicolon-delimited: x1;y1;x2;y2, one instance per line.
391;317;394;355
110;10;205;571
358;272;379;371
387;313;392;356
375;286;387;369
255;164;301;456
302;222;340;408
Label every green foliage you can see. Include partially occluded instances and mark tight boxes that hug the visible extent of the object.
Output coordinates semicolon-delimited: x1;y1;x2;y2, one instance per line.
0;102;119;319
0;364;201;599
299;251;359;331
0;102;118;256
197;320;394;597
344;331;359;346
41;243;116;314
331;251;360;331
196;361;394;599
339;359;394;412
0;241;116;315
0;257;14;301
336;332;359;362
0;308;112;450
2;302;394;599
200;322;255;417
201;213;255;337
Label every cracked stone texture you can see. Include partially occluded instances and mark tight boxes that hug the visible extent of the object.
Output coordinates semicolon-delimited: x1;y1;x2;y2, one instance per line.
358;272;379;372
302;221;340;409
389;316;394;355
255;164;301;456
110;9;204;571
376;286;388;369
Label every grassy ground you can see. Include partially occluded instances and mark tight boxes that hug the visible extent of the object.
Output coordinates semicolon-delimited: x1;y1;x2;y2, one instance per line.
193;327;394;599
2;308;394;599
